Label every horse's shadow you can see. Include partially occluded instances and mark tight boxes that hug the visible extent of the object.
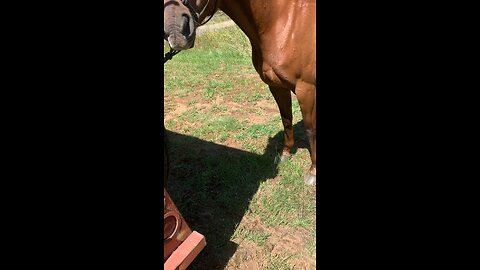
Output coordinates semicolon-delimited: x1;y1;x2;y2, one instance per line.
165;121;307;269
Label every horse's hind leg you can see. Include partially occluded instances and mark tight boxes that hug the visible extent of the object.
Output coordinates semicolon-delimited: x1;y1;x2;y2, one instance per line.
296;81;316;185
269;86;294;162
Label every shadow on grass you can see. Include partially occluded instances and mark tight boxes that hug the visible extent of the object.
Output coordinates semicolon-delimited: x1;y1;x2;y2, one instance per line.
164;121;308;270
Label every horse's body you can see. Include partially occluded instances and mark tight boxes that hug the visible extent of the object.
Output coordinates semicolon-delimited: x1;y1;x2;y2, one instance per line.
164;0;316;185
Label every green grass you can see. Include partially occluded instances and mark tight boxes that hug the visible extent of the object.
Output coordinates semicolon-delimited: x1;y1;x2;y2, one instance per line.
165;26;315;270
265;254;293;270
233;227;271;246
206;11;232;24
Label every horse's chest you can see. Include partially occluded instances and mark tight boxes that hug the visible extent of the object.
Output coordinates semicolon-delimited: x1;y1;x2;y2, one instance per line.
251;46;297;89
255;59;296;89
259;64;283;86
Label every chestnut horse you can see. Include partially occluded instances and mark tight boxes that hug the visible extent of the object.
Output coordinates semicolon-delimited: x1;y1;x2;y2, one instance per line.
164;0;316;185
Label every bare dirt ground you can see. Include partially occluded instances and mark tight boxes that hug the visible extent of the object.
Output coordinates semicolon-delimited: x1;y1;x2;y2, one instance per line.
225;215;316;270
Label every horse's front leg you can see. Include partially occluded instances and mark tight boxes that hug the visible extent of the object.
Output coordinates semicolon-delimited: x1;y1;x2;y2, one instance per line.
269;86;294;162
296;81;316;185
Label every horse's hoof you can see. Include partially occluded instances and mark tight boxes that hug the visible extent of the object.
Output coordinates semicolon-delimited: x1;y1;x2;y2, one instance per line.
275;153;291;164
304;172;316;186
279;154;290;162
